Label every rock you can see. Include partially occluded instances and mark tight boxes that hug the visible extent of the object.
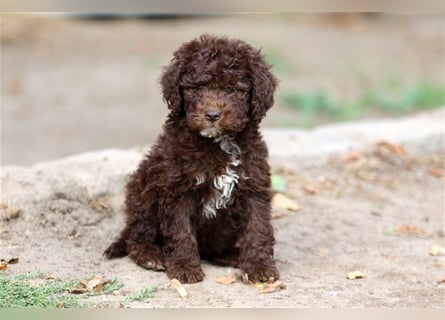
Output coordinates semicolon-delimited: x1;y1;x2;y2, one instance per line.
1;149;142;236
264;108;445;167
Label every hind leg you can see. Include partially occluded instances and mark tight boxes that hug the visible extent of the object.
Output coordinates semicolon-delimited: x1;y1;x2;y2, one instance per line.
104;225;131;258
105;206;165;271
104;238;128;258
106;223;165;271
124;213;166;271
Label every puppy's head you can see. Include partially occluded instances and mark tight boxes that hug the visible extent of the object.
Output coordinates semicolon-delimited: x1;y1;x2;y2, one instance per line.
160;34;278;138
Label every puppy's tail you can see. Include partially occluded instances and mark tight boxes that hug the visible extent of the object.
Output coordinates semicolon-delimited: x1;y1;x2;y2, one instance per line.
103;237;129;259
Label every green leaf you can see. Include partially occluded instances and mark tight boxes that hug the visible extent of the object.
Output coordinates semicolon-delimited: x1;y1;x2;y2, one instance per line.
125;286;157;302
271;175;287;193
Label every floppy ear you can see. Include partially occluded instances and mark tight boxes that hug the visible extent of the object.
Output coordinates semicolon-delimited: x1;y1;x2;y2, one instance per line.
160;56;183;116
249;50;278;122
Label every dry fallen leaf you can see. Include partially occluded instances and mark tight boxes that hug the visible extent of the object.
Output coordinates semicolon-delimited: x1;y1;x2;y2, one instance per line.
356;170;377;181
85;276;103;293
272;194;301;211
91;198;112;216
395;224;428;237
318;176;335;188
271;211;285;219
257;280;286;294
343;150;363;162
347;271;364;280
171;279;188;298
302;184;320;195
378;141;407;156
429;167;444;178
0;257;18;272
0;203;21;221
69;284;89;294
429;244;445;256
254;282;265;289
215;274;237;285
70;275;108;294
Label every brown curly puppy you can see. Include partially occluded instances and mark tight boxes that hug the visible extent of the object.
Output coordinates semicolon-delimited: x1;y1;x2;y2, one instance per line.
104;34;279;284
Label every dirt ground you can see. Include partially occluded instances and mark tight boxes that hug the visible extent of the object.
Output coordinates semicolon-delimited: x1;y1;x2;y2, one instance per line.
1;14;444;308
1;140;444;307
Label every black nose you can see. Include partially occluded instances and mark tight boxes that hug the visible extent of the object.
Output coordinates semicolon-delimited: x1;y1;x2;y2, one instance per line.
205;110;221;122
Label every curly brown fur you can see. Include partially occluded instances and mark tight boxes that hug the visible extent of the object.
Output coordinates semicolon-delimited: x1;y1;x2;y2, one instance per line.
104;34;279;283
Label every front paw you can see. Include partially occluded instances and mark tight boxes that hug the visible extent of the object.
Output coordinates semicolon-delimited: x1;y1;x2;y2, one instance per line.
167;265;205;284
242;263;280;283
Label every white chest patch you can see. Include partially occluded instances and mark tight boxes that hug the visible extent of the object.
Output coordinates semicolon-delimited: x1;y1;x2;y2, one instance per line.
202;136;242;219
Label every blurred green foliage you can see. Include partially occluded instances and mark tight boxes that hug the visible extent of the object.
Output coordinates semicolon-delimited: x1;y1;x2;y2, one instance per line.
281;78;445;128
263;49;299;76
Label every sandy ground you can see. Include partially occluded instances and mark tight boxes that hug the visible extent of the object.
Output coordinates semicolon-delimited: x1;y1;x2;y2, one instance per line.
1;115;444;307
1;14;444;308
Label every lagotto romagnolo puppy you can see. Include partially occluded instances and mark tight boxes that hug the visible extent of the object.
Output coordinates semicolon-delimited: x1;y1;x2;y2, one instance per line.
104;34;279;283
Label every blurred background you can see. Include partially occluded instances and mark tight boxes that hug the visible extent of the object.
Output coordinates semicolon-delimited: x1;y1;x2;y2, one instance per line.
2;13;444;166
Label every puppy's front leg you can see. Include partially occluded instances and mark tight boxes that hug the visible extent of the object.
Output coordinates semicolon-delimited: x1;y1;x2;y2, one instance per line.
238;192;280;283
160;196;204;283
